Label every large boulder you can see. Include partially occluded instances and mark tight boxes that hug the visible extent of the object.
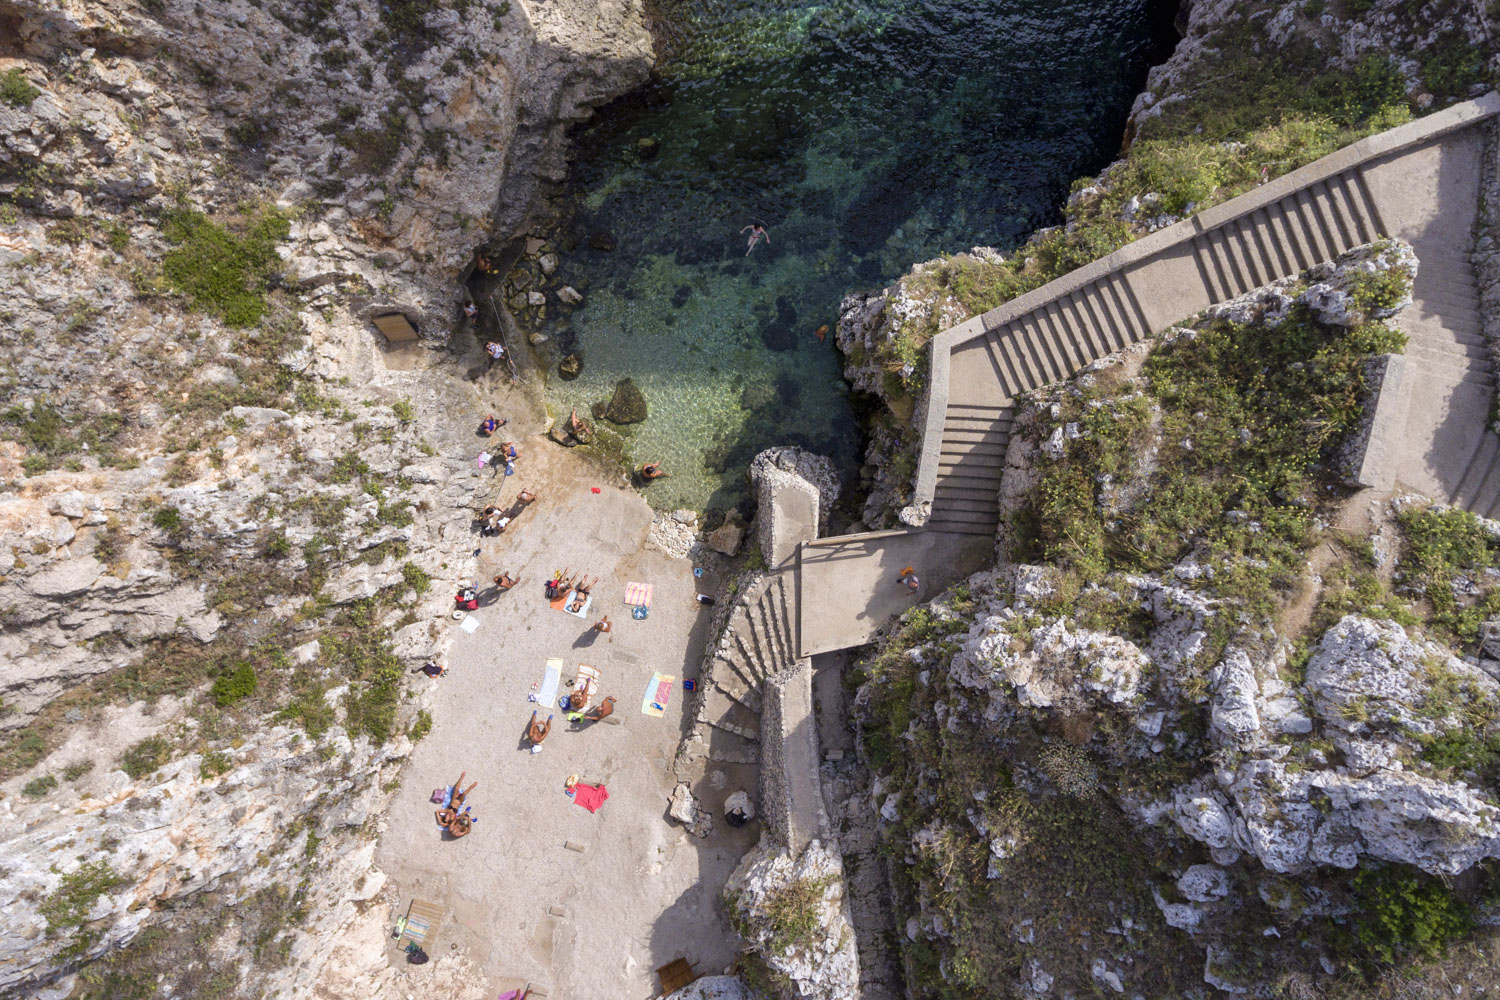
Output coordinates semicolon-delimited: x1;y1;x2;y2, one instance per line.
601;378;647;425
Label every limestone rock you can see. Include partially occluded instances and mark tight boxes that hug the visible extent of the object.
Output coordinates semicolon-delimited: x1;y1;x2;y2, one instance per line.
666;977;752;1000
601;378;647;424
669;782;697;825
557;285;583;306
725;840;859;1000
707;517;746;556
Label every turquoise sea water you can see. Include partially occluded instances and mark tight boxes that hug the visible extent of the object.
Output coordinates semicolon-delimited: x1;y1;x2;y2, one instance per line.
543;0;1176;515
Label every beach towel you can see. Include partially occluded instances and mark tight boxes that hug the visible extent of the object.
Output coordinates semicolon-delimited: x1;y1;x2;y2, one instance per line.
537;658;562;708
640;673;675;716
396;899;444;951
572;782;609;812
624;582;653;608
574;663;601;692
549;587;579;613
459;615;480;634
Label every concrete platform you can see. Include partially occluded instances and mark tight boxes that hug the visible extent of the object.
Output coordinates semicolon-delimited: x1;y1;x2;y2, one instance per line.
796;530;994;656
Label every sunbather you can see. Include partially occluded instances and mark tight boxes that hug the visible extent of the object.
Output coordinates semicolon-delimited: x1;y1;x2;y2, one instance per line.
575;576;599;596
517;489;538;505
585;696;616;722
569;677;592;712
495;572;520;591
527;711;553;746
567;594;586;614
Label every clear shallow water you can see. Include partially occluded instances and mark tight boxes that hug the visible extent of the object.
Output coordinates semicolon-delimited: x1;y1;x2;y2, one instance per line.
544;0;1176;515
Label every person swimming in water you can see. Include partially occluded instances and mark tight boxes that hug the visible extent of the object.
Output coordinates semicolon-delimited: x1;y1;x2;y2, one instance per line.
740;223;769;255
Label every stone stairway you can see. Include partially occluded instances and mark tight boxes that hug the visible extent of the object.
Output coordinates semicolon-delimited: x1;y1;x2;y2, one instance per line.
1431;243;1500;516
928;167;1388;537
681;573;798;767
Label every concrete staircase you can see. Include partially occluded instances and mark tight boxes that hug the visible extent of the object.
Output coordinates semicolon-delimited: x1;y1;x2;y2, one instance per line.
928;168;1388;537
681;573;798;767
1431;244;1500;515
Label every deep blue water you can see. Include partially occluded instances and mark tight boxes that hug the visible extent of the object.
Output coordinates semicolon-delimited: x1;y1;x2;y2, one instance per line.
543;0;1176;515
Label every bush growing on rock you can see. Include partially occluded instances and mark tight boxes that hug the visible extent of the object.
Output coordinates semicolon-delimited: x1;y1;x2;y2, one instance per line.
41;861;127;935
0;67;40;107
22;774;58;798
1338;864;1473;971
211;662;258;707
120;737;173;780
160;205;290;328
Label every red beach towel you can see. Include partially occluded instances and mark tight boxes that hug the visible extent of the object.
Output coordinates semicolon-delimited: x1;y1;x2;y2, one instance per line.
572;783;609;813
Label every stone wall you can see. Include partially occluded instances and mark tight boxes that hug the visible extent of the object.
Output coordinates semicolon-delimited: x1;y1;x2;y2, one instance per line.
750;448;839;566
1477;119;1500;421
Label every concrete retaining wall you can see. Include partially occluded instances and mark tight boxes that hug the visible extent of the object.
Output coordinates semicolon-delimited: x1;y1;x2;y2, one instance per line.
1345;353;1412;490
758;659;826;853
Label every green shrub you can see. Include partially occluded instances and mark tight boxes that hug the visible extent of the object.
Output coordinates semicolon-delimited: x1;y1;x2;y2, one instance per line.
392;398;415;423
401;562;432;595
0;67;41;107
120;736;172;779
41;861;128;934
160;205;290;327
151;506;184;534
755;875;834;955
1396;506;1500;646
408;709;432;742
210;661;258;707
62;760;94;782
22;774;58;798
199;750;233;779
265;533;293;558
1337;864;1472;971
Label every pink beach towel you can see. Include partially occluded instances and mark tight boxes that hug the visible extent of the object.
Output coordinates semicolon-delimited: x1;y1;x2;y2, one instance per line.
572;783;609;813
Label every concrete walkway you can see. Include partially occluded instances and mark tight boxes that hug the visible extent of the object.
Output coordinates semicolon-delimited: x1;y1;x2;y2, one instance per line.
796;530;994;656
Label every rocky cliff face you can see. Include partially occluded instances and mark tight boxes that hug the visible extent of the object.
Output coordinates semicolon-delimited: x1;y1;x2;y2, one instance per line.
0;0;653;996
854;241;1500;996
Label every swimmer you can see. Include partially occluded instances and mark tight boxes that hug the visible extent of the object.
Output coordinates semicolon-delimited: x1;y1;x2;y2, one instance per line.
740;223;769;255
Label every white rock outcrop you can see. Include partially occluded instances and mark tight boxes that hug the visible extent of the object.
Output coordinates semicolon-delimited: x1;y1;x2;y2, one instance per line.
725;840;859;1000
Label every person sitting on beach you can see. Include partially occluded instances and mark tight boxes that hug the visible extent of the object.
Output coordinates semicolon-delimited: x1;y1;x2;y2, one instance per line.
415;660;447;678
495;572;520;591
571;678;593;713
463;301;478;320
594;616;611;634
527;711;552;746
517;489;538;505
501;441;519;462
640;461;670;480
486;341;506;365
585;696;616;723
479;415;500;436
476;252;498;274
